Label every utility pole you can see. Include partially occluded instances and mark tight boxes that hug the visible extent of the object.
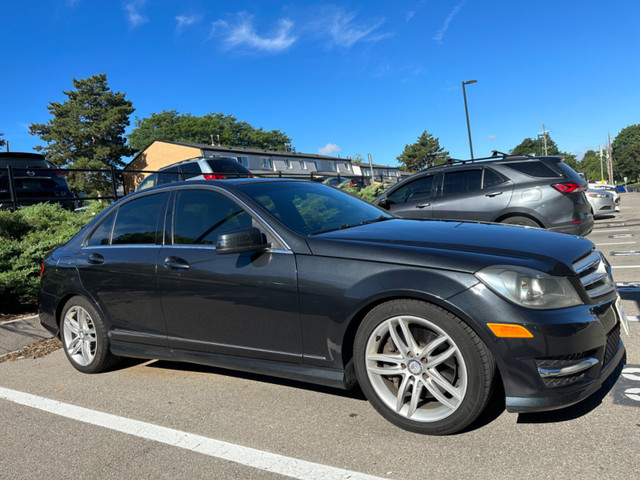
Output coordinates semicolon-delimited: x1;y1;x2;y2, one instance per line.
367;153;374;184
542;124;548;155
606;133;614;184
599;145;604;182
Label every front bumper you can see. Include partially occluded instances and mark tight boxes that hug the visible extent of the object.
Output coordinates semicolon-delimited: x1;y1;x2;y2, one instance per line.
447;283;625;413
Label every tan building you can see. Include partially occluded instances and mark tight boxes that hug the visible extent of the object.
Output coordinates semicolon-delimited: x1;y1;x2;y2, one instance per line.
123;140;403;192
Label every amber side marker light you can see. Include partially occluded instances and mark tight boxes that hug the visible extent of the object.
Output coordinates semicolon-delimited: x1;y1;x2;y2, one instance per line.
487;323;533;338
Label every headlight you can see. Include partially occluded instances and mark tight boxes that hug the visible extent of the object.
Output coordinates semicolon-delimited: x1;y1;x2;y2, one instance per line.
476;266;582;310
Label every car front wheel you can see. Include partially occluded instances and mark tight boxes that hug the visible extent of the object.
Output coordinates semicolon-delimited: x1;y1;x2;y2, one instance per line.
60;296;119;373
354;300;495;435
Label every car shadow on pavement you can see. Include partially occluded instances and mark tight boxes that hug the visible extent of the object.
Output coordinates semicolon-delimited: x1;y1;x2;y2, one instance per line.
146;360;368;400
516;353;626;424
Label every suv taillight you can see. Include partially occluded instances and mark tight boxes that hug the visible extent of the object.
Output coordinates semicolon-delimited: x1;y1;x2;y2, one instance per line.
203;174;228;180
551;182;587;194
54;170;67;177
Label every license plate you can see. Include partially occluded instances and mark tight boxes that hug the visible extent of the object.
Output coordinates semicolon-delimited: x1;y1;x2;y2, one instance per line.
615;297;630;335
18;180;41;190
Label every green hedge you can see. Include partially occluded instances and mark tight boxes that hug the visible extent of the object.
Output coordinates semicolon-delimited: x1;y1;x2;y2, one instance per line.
0;202;107;309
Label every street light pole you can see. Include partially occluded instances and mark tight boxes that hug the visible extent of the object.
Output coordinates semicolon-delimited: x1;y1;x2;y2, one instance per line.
462;80;477;159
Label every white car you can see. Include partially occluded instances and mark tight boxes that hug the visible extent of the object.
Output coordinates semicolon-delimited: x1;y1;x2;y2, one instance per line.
588;183;620;209
586;189;616;218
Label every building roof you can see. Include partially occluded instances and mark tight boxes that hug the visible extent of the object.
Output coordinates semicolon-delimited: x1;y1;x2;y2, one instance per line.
126;139;352;167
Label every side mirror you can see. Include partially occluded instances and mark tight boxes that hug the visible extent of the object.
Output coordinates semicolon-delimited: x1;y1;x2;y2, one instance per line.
377;196;390;209
216;227;270;255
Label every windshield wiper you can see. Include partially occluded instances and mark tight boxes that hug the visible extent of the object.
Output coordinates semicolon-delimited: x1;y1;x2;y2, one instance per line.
310;216;392;236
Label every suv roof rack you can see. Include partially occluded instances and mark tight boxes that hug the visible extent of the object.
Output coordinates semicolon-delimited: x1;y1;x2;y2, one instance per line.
435;150;541;168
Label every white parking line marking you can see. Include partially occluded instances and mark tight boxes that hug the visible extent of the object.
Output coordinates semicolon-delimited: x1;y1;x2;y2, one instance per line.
593;228;631;233
611;265;640;269
0;387;386;480
596;241;637;246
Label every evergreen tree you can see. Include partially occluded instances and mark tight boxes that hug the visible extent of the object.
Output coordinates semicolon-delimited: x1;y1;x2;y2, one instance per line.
397;131;449;171
29;74;135;196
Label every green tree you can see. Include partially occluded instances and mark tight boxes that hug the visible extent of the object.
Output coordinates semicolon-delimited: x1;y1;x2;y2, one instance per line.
0;133;5;147
397;131;449;171
127;110;291;153
612;124;640;182
578;150;605;182
29;73;135;196
511;134;561;156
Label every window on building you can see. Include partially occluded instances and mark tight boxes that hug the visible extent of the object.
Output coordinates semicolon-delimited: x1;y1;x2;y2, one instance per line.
284;158;292;169
299;160;307;170
237;156;249;167
260;157;272;169
314;161;320;171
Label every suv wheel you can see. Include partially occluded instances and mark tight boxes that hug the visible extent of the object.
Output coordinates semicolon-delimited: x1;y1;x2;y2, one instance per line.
354;300;495;435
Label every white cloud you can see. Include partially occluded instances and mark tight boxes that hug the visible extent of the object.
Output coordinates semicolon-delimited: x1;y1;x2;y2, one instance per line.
124;1;149;28
211;14;296;53
322;8;390;47
319;143;341;155
488;135;497;141
176;14;201;34
433;1;465;44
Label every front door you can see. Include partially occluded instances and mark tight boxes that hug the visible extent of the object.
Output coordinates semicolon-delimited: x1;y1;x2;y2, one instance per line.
157;187;302;363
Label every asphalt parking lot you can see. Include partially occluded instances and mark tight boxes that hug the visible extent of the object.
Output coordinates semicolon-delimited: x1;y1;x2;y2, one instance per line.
1;195;639;480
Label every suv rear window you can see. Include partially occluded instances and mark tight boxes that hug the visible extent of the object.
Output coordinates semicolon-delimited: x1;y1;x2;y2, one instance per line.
505;161;561;178
0;157;51;169
205;159;251;174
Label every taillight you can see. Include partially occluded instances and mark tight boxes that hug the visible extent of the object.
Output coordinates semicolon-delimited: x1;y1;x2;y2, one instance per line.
40;264;45;277
551;182;586;194
54;170;66;177
203;174;228;180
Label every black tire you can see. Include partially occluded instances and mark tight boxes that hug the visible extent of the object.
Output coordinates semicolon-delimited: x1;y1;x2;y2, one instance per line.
59;296;119;373
353;299;495;435
500;216;541;227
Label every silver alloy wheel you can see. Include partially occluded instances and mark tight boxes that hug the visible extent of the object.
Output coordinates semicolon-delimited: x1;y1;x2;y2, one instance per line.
62;305;97;367
365;315;468;423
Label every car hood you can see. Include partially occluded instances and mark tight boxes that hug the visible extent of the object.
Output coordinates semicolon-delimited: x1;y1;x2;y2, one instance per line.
305;218;594;275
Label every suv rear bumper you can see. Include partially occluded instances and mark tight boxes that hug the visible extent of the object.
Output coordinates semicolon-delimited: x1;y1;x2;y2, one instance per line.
549;213;594;236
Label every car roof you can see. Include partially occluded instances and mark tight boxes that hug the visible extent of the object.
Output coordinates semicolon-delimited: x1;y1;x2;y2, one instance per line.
0;152;45;160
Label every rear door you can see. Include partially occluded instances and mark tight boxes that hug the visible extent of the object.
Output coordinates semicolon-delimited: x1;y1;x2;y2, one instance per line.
77;192;169;345
430;167;513;222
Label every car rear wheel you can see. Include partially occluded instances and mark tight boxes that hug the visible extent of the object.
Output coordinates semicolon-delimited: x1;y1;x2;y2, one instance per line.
354;300;495;435
500;215;541;227
60;296;119;373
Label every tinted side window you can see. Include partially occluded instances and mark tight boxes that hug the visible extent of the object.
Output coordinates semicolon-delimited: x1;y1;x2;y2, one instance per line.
483;168;507;189
137;174;157;191
86;211;116;246
506;161;561;178
112;194;166;245
180;162;202;179
442;169;482;195
387;175;435;204
173;189;252;245
157;167;181;185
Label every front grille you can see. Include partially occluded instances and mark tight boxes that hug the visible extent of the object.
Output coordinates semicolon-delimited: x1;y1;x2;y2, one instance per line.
573;251;616;299
604;323;621;367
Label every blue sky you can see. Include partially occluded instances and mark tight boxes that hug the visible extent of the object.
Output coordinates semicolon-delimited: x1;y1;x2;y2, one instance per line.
2;1;639;166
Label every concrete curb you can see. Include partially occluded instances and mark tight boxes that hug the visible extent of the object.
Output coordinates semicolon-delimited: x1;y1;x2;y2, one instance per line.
0;315;54;357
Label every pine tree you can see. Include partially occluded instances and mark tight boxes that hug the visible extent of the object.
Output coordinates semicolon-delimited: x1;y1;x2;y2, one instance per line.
29;74;135;197
397;131;449;171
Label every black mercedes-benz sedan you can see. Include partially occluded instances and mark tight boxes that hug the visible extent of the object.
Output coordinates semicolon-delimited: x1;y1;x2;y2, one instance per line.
38;178;627;434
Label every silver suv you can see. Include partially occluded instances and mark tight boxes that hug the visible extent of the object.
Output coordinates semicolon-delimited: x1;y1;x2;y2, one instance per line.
374;153;593;236
137;157;252;191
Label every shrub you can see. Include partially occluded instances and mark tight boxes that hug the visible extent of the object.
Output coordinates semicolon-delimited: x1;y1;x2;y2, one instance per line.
0;202;108;310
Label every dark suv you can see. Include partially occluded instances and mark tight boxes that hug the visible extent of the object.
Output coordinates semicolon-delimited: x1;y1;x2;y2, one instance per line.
0;152;74;210
374;153;593;236
137;157;253;191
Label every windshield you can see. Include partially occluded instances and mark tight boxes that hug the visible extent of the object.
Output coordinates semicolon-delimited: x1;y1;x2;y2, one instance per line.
238;181;392;235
